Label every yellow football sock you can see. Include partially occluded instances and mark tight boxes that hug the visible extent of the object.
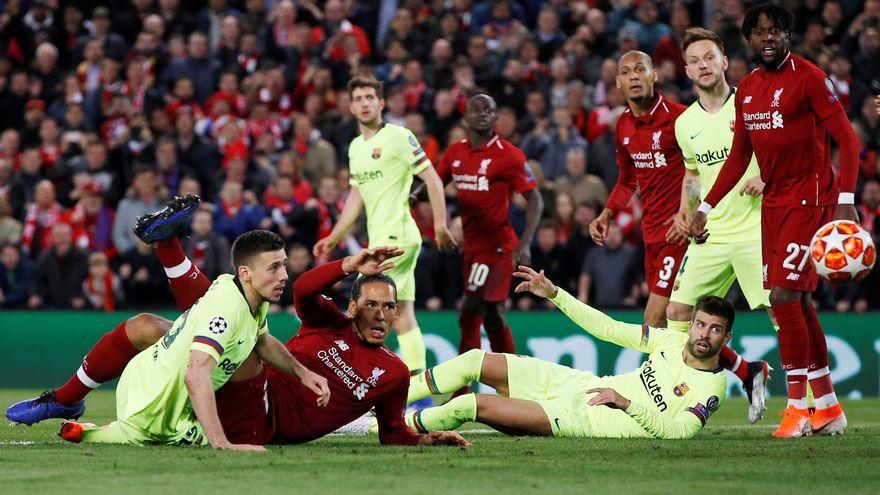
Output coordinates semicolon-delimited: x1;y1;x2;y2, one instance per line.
397;327;426;373
406;393;477;433
408;349;485;403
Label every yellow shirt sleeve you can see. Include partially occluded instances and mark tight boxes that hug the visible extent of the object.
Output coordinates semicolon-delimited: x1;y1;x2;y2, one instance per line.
675;115;698;171
550;288;656;353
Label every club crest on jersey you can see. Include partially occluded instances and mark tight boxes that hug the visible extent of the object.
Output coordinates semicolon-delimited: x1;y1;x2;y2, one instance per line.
673;383;689;397
652;130;662;150
367;367;385;386
335;339;349;351
478;158;492;175
771;88;783;107
372;148;381;159
208;316;227;334
408;135;419;148
729;120;735;131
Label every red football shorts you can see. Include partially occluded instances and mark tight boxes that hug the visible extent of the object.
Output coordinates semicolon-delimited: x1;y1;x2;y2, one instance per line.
644;241;688;297
461;249;514;302
215;367;276;445
761;204;833;291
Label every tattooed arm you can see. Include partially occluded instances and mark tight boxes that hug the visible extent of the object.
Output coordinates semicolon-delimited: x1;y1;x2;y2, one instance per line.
666;168;701;244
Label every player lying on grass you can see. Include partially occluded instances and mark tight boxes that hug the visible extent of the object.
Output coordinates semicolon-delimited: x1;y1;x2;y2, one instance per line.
405;266;731;439
10;221;330;450
7;196;468;448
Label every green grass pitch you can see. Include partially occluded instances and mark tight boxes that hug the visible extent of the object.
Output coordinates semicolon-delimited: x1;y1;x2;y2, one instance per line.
2;390;880;494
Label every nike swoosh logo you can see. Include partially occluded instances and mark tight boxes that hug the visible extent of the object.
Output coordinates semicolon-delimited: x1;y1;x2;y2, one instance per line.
554;418;561;429
660;351;666;359
690;133;701;140
237;339;246;345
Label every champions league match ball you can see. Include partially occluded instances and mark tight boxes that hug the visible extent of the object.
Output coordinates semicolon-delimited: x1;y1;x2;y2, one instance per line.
810;220;876;284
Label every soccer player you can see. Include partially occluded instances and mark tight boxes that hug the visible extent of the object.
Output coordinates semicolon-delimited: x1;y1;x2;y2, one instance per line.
588;50;688;328
405;266;729;439
666;27;773;423
11;226;331;450
435;93;543;364
313;76;456;377
691;2;860;437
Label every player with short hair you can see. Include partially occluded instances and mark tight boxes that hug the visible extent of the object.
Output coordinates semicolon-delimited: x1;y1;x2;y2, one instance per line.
405;266;730;440
313;76;456;377
692;2;861;437
9;222;331;450
435;93;543;370
666;27;774;423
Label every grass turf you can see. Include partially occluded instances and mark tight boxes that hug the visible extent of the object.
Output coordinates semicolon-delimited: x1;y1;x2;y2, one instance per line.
2;390;880;494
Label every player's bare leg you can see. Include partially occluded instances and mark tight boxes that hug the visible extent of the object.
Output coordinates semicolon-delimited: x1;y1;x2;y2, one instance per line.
643;292;669;327
769;286;813;437
482;301;515;354
474;395;553;436
667;301;773;423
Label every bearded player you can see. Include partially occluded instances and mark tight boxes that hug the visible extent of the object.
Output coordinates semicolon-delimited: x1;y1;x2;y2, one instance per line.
435;93;543;371
406;266;729;440
314;76;456;378
691;2;860;437
588;50;766;414
667;28;774;423
8;198;469;447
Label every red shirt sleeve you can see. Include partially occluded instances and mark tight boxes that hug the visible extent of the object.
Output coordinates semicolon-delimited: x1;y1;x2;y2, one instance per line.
292;259;350;328
436;148;452;184
500;148;538;194
704;91;754;207
804;68;859;194
375;374;422;446
604;121;638;214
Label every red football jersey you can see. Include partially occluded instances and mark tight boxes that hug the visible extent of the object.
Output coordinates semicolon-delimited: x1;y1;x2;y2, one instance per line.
268;260;421;445
436;135;537;253
605;93;686;244
707;53;841;208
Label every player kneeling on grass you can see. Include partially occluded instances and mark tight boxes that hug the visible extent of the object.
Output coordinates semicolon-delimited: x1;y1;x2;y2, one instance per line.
406;266;731;439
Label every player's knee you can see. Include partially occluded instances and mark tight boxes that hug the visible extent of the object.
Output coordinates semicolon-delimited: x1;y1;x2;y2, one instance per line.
126;313;170;349
666;302;693;323
482;302;504;327
769;288;799;306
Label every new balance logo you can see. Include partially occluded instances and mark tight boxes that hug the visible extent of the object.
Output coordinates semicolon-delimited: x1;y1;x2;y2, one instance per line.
786;272;800;281
743;96;752;104
452;160;461;168
335;340;349;351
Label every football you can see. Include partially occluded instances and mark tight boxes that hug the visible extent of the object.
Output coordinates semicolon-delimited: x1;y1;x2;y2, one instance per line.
810;220;876;284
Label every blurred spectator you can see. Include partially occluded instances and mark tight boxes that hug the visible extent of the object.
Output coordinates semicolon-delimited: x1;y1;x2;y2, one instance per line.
82;251;123;311
160;32;222;104
859;180;880;232
182;208;232;280
212;180;268;242
521;106;589;181
62;181;116;256
549;148;609;208
112;167;161;254
577;223;639;308
22;180;64;259
292;113;337;186
0;195;23;245
275;243;313;314
29;222;89;309
0;244;35;309
653;5;690;86
405;113;440;165
517;221;574;310
118;239;172;308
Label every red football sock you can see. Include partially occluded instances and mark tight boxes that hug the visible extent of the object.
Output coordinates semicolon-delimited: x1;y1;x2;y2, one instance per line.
55;321;139;405
802;303;829;370
773;300;811;405
458;312;483;354
486;325;515;354
719;346;750;382
808;366;839;409
786;369;809;409
156;238;212;312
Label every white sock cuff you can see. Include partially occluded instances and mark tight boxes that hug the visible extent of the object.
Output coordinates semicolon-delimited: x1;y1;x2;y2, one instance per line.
807;366;830;380
164;258;192;278
732;355;743;372
76;365;101;389
787;397;808;409
786;368;808;378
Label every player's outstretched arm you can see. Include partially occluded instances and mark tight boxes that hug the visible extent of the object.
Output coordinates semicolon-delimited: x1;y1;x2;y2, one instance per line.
513;266;651;352
417;166;457;251
254;333;330;407
313;186;364;257
185;351;266;451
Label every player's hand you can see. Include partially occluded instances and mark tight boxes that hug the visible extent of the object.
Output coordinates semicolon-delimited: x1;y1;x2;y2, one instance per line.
875;95;880;115
418;430;473;447
300;371;331;407
222;443;267;452
513;242;531;267
435;226;458;251
834;203;859;223
689;211;709;244
589;210;612;246
513;265;558;300
586;387;631;410
664;212;689;246
739;176;765;196
343;246;405;275
313;236;338;258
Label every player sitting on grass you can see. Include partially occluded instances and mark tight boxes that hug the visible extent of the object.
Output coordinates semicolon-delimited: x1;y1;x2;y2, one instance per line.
9;211;330;450
405;266;731;439
8;196;468;448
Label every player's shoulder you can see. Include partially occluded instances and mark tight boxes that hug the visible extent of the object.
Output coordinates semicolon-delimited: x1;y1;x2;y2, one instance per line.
791;54;830;84
663;97;688;117
651;325;689;348
675;102;703;130
496;137;527;162
383;122;414;139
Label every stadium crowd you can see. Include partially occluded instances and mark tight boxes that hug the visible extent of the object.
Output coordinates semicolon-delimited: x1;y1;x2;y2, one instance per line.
0;0;878;313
